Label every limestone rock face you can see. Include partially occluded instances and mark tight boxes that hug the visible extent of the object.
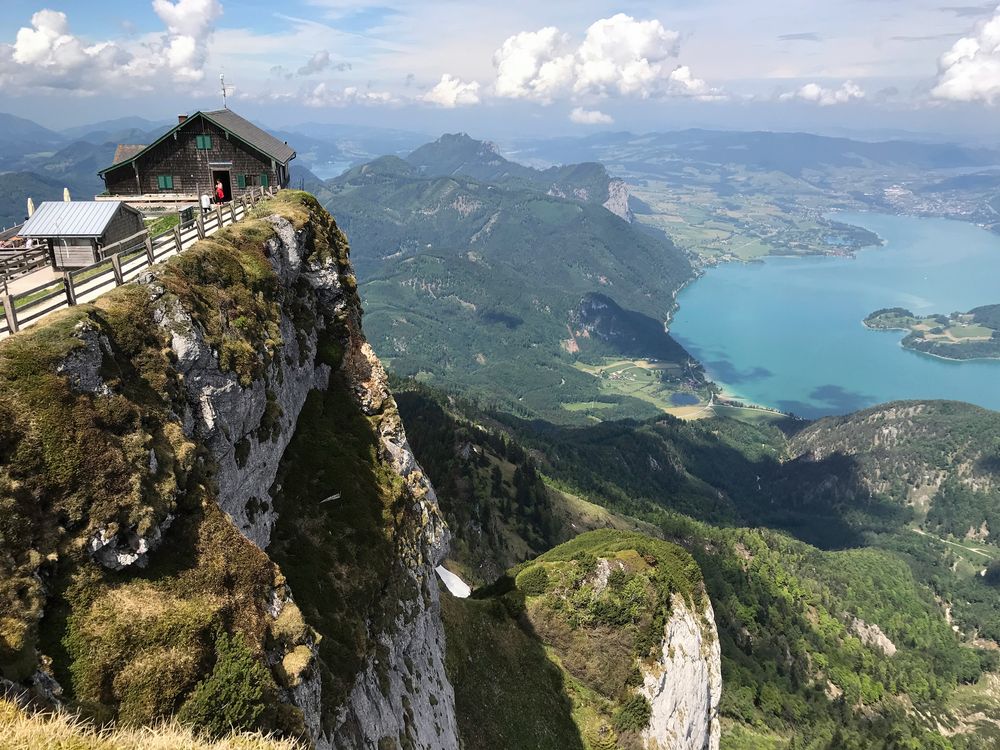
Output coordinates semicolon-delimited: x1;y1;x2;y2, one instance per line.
113;199;456;748
326;333;458;750
640;593;722;750
155;208;459;749
603;178;634;223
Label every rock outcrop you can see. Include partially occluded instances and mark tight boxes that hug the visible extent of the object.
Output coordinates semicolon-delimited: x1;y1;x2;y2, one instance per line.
0;191;459;750
603;178;635;223
641;593;722;750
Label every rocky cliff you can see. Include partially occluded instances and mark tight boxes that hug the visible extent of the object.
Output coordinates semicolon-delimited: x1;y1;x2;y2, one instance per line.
603;178;635;223
0;191;458;748
640;594;721;750
441;530;722;750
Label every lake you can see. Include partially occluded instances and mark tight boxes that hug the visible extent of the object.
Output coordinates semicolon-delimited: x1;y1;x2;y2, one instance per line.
670;212;1000;418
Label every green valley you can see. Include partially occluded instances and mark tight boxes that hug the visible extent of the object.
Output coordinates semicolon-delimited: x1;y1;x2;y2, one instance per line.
396;382;1000;748
322;138;697;424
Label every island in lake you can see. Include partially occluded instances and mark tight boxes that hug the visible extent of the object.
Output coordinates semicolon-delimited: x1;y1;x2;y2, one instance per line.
864;304;1000;360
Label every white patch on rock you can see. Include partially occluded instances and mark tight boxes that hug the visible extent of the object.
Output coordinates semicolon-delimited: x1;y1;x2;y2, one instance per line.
640;593;722;750
87;514;174;570
848;615;897;657
603;178;634;223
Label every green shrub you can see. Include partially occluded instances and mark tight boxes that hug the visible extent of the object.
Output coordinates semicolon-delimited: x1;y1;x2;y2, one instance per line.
613;694;652;733
516;565;549;597
177;632;274;738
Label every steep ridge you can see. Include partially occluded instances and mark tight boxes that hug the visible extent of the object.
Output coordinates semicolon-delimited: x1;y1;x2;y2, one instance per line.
325;152;693;423
0;191;458;748
442;530;721;750
406;132;634;221
789;401;1000;542
398;383;1000;748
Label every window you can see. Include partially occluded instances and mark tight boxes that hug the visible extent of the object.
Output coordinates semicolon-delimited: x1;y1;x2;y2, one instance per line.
236;174;256;189
260;173;269;188
157;175;174;190
195;134;212;150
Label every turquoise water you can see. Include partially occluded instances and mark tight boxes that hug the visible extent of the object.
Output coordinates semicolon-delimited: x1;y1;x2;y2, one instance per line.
670;212;1000;418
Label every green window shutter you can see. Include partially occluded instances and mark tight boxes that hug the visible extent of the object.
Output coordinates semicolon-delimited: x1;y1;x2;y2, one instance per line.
157;175;173;190
196;134;212;150
260;173;269;188
236;174;246;189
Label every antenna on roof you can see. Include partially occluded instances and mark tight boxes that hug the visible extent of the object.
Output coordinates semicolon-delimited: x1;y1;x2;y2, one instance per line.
220;73;234;109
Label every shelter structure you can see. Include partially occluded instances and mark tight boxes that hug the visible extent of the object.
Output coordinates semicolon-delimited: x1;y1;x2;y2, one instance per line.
98;109;295;206
19;201;144;269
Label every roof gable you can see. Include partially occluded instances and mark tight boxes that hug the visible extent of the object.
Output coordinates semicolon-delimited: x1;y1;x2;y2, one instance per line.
99;110;296;176
20;201;136;238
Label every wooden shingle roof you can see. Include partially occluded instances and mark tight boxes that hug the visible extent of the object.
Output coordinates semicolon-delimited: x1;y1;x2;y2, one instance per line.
202;109;296;165
113;144;147;165
99;109;296;176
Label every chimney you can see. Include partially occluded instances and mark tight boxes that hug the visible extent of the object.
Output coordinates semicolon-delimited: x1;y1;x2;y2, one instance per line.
178;114;188;124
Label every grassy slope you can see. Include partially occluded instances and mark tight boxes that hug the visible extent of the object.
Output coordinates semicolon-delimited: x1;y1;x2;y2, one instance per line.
442;529;704;750
0;192;367;742
0;698;303;750
394;382;660;586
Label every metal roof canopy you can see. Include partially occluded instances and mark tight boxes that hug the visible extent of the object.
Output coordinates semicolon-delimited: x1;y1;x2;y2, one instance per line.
20;201;133;238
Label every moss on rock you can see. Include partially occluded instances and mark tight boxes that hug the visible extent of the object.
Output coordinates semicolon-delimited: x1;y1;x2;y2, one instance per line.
0;191;354;745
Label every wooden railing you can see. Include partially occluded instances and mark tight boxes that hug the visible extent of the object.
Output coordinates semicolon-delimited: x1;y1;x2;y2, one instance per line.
0;246;50;294
0;186;277;340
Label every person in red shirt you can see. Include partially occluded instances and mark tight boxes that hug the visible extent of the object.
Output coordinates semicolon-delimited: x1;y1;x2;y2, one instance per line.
215;180;225;203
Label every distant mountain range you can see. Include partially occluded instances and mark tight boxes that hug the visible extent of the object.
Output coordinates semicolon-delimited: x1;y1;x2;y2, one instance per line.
509;128;1000;176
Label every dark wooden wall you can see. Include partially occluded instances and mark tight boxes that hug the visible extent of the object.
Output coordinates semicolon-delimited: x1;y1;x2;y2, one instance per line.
102;208;144;246
103;117;287;198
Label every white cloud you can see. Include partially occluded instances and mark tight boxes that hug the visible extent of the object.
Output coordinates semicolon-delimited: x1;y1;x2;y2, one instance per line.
299;50;331;75
493;27;574;101
780;80;866;105
304;81;396;107
423;73;481;107
569;106;613;124
667;65;725;100
492;14;713;103
932;6;1000;104
151;0;223;81
573;14;679;97
5;9;129;89
0;1;223;93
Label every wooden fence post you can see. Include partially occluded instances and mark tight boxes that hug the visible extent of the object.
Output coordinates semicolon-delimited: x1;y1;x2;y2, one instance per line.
3;294;18;333
215;205;223;228
62;272;77;306
144;234;155;265
110;254;124;286
173;225;183;253
196;213;206;239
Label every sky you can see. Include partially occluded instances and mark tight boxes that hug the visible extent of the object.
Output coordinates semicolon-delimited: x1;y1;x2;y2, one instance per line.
1;0;999;141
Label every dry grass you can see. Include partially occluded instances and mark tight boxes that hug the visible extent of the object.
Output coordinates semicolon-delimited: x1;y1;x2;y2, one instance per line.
0;699;303;750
